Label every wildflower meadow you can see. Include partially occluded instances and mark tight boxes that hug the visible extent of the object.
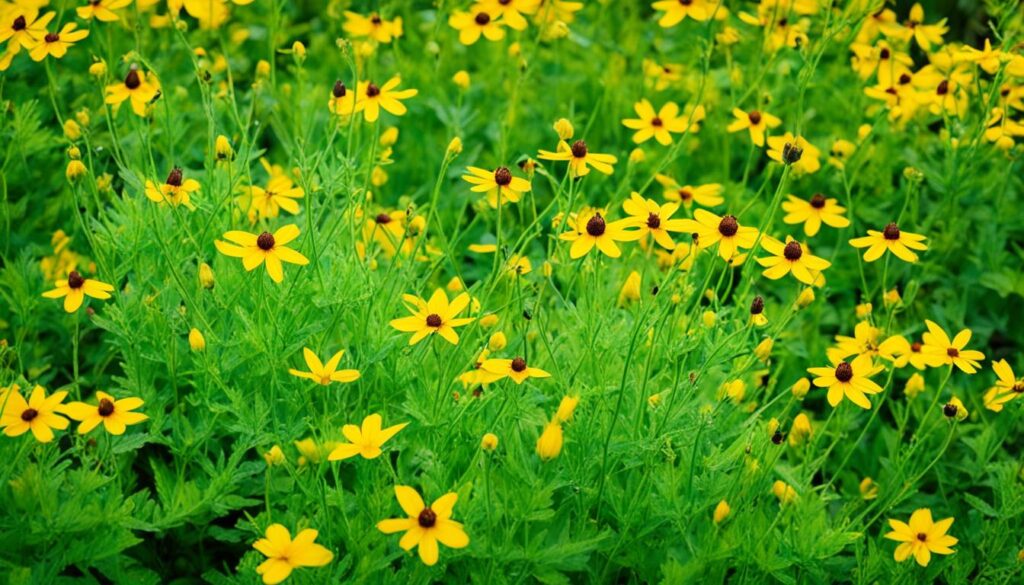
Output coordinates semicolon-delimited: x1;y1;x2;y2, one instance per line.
2;0;1024;583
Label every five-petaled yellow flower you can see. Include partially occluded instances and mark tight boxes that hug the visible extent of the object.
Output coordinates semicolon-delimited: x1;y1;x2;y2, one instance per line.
43;270;115;313
145;167;200;209
558;208;642;259
0;385;69;443
538;139;617;178
377;485;470;566
253;524;334;585
449;9;506;45
677;210;759;261
849;222;928;263
77;0;133;22
757;236;830;286
390;289;475;345
807;353;884;409
651;0;713;27
621;100;691;145
29;22;89;61
920;320;985;373
215;225;310;284
105;64;160;117
654;175;724;208
462;166;531;208
781;193;849;237
884;508;957;567
727;107;782;146
328;413;407;461
63;390;148;435
480;356;551;385
766;133;821;175
984;359;1024;412
288;348;361;385
343;11;403;43
354;77;418;122
621;192;690;250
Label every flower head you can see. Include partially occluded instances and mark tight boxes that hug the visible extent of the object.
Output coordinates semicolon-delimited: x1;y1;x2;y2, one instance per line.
377;486;470;566
727;107;782;146
215;225;309;283
42;270;115;313
480;356;551;385
288;348;360;386
558;208;643;259
849;222;928;263
328;413;407;461
920;320;985;373
29;22;89;61
757;236;830;286
105;64;160;117
621;192;691;250
766;134;821;175
253;524;333;584
781;193;849;237
807;353;884;409
884;508;957;566
538;139;617;178
145;167;200;209
0;385;69;443
77;0;132;21
449;8;506;45
654;175;724;208
390;289;474;345
462;165;531;208
621;100;692;145
62;390;148;435
677;210;759;261
355;77;418;122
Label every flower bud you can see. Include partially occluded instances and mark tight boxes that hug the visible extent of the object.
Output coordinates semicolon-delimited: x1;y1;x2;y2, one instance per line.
292;41;307;61
215;135;234;161
536;421;563;460
188;328;206;351
263;445;286;466
754;337;774;362
255;60;271;78
796;287;815;308
488;331;507;352
199;262;215;289
713;500;731;524
904;373;925;399
791;377;810;399
446;136;463;157
702;310;716;328
555;395;579;423
788;413;812;446
479;314;499;329
66;160;87;181
89;60;107;77
63;119;82;141
859;477;878;500
553;118;574;140
481;432;498;451
452;70;470;90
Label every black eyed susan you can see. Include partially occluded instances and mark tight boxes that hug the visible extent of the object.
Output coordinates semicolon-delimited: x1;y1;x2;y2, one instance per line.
621;192;690;250
0;385;69;443
475;0;538;30
42;270;115;313
462;166;532;208
766;133;821;175
253;524;334;585
654;174;724;208
677;210;759;261
343;11;402;43
327;413;407;461
390;289;474;345
920;320;985;373
449;9;506;45
727;107;782;146
849;222;928;263
105;64;160;117
243;174;305;219
62;391;148;435
215;225;309;283
0;9;53;52
621;100;691;145
479;356;551;385
878;335;932;370
538;139;617;178
651;0;713;27
354;77;418;122
884;508;957;567
377;486;470;566
781;193;850;237
327;80;359;116
807;353;884;409
28;22;89;61
984;359;1024;412
288;348;360;385
76;0;132;21
881;3;948;52
145;167;200;210
558;208;643;259
757;236;831;286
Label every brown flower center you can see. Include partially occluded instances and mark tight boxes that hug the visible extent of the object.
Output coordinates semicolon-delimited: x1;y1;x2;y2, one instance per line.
375;213;392;224
898;73;912;85
810;194;826;208
67;270;85;289
474;12;491;25
426;313;443;328
748;110;762;125
916;532;928;542
651;117;663;127
511;357;527;372
418;507;437;528
911;342;922;353
783;241;803;260
125;67;141;90
717;215;738;237
333;80;347;98
936;80;949;95
12;15;26;30
835;362;853;382
677;188;692;201
21;408;38;422
943;403;959;417
946;347;959;358
646;213;661;229
782;142;803;164
366;83;380;97
879;47;891;60
570;140;588;158
750;296;764;315
494;167;512;186
166;167;183;187
585;213;606;237
257;232;276;250
371;14;382;24
45;32;60;43
883;222;900;240
98;398;115;417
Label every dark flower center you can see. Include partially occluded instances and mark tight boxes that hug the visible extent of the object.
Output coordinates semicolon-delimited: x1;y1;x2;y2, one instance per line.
21;408;38;422
570;140;588;158
750;296;764;315
257;232;275;250
943;403;958;417
911;342;922;352
782;142;803;164
426;313;443;328
748;110;762;125
936;80;949;95
646;213;661;229
475;12;491;25
45;32;60;43
125;67;141;90
771;430;784;445
810;194;826;208
1012;383;1024;394
916;532;928;542
879;47;890;59
12;15;26;30
98;398;115;417
679;0;692;5
366;83;380;97
947;347;959;357
333;80;347;98
651;117;663;127
371;14;382;24
375;213;392;224
418;507;437;528
718;215;738;237
494;167;512;186
67;270;85;289
883;222;900;240
835;362;853;382
511;357;527;372
677;188;692;201
898;73;912;85
166;167;183;187
783;241;803;260
585;213;606;237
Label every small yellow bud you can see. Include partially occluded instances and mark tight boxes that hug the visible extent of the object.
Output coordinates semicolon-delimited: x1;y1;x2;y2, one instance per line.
857;124;873;140
719;380;746;403
508;42;522;57
263;445;286;466
452;70;471;90
767;417;780;436
772;480;797;505
481;433;499;451
904;373;925;399
488;331;507;352
754;338;774;362
75;109;91;127
66;160;87;181
713;500;731;524
629;148;645;163
555;395;579;423
536;421;563;461
796;287;815;308
446;136;463;157
292;41;307;60
215;135;234;160
479;314;499;329
859;477;878;500
379;127;399;147
188;328;206;352
542;261;553;277
791;377;811;399
702;310;716;328
199;262;215;289
553;118;574;140
648;392;662;408
788;413;812;447
67;146;82;160
63;119;82;141
943;396;968;421
883;288;902;308
618;271;642;306
255;59;271;78
89;60;107;77
855;303;872;319
446;277;464;292
371;166;388;187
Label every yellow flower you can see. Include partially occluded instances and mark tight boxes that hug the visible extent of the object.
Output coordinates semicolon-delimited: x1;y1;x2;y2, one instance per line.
884;508;957;566
0;385;69;443
807;353;884;409
288;348;360;386
327;80;360;116
188;328;206;351
766;133;821;175
62;390;148;435
984;359;1024;412
536;420;564;460
214;225;309;284
651;0;714;26
475;0;538;30
943;396;968;421
781;193;849;237
145;167;200;210
538;139;617;178
713;500;731;524
77;0;133;21
621;100;692;145
726;107;782;146
619;270;642;306
555;395;579;422
242;168;305;219
328;413;407;461
0;9;53;53
42;270;115;313
849;222;928;263
215;135;234;160
462;165;531;208
905;372;926;399
757;236;830;286
452;70;471;89
558;208;642;259
263;445;286;466
881;3;948;52
772;480;797;505
343;11;402;43
788;413;812;446
389;289;474;345
253;524;334;585
105;64;160;117
481;432;499;451
449;9;506;45
29;22;89;61
66;159;87;181
354;77;418;123
377;486;470;566
920;320;985;374
676;210;759;261
480;356;551;385
654;175;724;208
791;377;811;399
754;337;774;362
621;192;691;250
859;477;879;500
552;118;574;140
